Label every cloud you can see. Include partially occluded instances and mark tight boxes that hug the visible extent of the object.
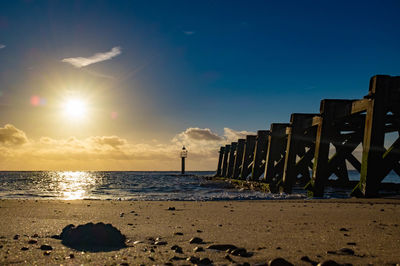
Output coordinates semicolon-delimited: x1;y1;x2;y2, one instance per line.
0;44;5;49
176;127;223;142
0;124;28;146
224;128;256;142
61;46;121;68
183;31;195;35
89;136;128;149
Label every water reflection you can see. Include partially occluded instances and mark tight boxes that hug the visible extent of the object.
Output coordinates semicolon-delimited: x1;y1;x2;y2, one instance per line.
55;171;97;200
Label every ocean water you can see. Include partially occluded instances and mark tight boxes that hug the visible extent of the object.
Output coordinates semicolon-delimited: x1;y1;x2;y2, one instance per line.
0;171;398;200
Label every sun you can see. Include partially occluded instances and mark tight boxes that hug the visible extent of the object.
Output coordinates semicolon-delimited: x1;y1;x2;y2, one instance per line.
63;98;87;119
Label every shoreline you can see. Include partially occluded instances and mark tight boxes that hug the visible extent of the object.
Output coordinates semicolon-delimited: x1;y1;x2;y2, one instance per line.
0;198;399;265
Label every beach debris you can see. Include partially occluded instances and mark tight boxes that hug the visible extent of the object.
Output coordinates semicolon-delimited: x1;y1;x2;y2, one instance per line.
171;245;183;254
43;251;51;256
13;234;19;240
154;241;168;245
21;247;29;251
327;248;355;256
189;237;204;244
40;244;53;250
28;239;38;244
193;246;204;252
168;207;176;211
300;255;317;264
317;260;341;266
268;257;294;266
207;244;237;251
58;222;126;251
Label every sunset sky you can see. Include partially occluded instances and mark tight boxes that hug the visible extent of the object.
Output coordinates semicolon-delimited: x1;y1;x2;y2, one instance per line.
0;0;399;170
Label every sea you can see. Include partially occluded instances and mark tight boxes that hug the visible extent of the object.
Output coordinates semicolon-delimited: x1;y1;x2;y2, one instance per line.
0;171;398;201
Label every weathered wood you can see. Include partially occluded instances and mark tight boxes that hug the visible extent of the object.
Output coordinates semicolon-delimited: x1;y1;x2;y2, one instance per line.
264;123;290;190
250;130;270;181
227;142;238;178
215;146;225;176
240;135;257;180
232;139;246;179
221;144;230;177
282;113;318;193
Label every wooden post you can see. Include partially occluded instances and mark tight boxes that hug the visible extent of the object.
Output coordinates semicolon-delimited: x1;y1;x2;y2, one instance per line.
227;142;237;178
221;144;230;177
240;135;257;179
233;139;245;179
216;146;225;177
359;75;394;197
264;123;290;190
250;130;270;181
282;114;317;193
311;100;354;197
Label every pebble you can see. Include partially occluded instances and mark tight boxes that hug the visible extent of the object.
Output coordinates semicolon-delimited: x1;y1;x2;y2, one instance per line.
197;229;203;233
230;247;252;257
268;257;294;266
28;239;38;244
194;246;204;252
224;254;234;262
174;232;184;236
120;213;125;217
186;256;200;264
300;256;317;264
189;237;204;244
317;260;341;266
339;228;349;232
347;242;356;246
168;207;176;211
40;244;53;250
198;258;212;265
21;247;29;251
154;241;168;246
13;235;19;240
171;245;183;254
133;240;143;244
207;244;237;251
169;256;185;261
43;251;51;256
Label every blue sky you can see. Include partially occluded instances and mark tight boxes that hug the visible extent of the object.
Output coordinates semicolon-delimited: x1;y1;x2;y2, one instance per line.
0;0;399;170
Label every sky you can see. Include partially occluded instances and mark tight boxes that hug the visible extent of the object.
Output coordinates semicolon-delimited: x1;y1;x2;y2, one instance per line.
0;0;399;171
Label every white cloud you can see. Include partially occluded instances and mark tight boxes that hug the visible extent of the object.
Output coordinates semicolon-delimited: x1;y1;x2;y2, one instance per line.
0;44;5;49
223;128;256;142
0;124;28;146
61;46;121;68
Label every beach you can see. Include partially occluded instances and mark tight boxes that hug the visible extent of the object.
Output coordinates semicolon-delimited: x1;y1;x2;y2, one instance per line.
0;198;399;265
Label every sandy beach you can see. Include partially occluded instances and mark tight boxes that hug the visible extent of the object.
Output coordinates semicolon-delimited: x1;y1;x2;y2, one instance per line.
0;199;399;265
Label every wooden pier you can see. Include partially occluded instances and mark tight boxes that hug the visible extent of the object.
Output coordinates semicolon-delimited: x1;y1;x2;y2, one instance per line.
214;75;400;197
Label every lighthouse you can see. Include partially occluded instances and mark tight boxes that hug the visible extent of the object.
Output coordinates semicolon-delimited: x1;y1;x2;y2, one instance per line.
180;146;187;174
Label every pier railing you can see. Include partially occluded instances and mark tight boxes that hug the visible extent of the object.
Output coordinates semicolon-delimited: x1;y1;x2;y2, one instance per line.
214;75;400;197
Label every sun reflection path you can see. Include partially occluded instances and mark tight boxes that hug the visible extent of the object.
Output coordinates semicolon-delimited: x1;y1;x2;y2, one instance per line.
57;171;97;200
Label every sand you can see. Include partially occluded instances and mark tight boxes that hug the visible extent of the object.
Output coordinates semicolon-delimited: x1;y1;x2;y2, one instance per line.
0;198;399;265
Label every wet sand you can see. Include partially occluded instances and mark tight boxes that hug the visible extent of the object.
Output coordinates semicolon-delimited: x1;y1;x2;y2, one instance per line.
0;198;399;265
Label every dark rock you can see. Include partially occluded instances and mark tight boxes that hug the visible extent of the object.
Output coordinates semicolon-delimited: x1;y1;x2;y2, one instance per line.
13;235;19;240
231;248;253;257
317;260;341;266
338;248;355;255
154;241;168;245
339;228;349;232
224;254;234;262
169;256;185;261
28;239;38;244
300;256;317;264
21;247;29;251
189;237;203;244
187;256;200;264
148;256;155;261
198;257;212;265
69;253;75;259
120;263;129;266
346;242;356;246
32;234;39;238
59;222;126;251
168;207;176;211
120;213;125;217
207;244;237;251
171;245;183;254
51;234;61;239
194;246;204;252
43;251;51;256
268;257;294;266
197;230;203;233
40;244;53;250
174;232;183;236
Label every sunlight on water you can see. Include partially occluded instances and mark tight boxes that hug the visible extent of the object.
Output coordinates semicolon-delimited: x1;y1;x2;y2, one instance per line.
55;171;96;200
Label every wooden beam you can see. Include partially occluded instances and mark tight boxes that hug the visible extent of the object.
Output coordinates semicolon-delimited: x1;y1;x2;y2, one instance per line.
250;130;270;181
215;146;225;177
226;142;238;178
232;139;246;179
221;144;230;177
240;135;257;179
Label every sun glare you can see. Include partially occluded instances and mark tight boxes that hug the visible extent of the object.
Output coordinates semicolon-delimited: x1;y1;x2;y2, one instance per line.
63;98;87;119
